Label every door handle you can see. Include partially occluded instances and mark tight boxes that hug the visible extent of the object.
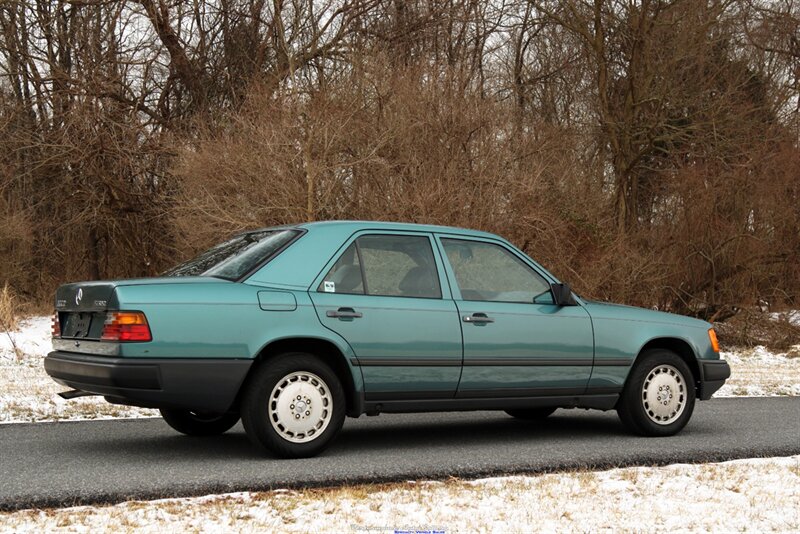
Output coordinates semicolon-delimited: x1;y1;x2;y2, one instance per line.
326;307;363;319
463;313;494;324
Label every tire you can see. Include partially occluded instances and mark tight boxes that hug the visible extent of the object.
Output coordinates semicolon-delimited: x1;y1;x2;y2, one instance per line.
160;409;240;436
240;352;346;458
617;349;696;437
505;407;557;420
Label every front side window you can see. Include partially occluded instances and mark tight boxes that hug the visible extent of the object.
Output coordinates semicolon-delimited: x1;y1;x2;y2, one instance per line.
441;238;552;303
318;235;441;299
165;229;299;280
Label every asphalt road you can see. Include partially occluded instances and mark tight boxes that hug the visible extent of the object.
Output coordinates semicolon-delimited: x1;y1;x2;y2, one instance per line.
1;397;799;511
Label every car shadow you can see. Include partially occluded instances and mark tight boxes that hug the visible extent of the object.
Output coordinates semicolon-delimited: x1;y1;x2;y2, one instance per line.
329;411;629;455
56;410;630;461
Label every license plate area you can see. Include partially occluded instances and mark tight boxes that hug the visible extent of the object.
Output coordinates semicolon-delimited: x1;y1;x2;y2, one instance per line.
61;312;96;339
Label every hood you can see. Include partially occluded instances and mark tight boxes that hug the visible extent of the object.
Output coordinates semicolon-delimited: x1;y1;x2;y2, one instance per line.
582;300;711;330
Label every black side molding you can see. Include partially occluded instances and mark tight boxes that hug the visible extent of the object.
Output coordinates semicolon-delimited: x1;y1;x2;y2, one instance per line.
350;358;631;367
364;394;619;415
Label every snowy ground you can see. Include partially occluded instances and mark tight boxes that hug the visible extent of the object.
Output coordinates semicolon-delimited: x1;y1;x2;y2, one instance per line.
771;310;800;326
2;455;798;532
1;316;798;423
716;346;800;397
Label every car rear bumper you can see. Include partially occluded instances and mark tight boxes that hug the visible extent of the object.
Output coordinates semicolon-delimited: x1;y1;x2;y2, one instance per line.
698;359;731;400
44;351;253;413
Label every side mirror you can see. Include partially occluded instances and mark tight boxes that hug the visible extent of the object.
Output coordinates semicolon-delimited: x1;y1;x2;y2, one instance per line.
550;282;578;306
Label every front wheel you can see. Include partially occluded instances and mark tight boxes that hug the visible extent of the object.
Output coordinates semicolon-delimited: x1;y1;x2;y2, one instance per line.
241;353;346;458
160;409;240;436
617;349;696;436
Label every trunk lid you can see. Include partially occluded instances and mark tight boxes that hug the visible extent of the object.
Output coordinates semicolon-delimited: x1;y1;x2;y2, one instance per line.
56;281;119;313
55;282;118;340
54;277;221;340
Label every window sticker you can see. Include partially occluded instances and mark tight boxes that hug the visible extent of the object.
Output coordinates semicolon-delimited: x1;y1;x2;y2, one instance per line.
323;281;336;293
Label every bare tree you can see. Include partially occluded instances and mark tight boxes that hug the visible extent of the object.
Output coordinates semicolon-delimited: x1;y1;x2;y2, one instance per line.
0;0;797;318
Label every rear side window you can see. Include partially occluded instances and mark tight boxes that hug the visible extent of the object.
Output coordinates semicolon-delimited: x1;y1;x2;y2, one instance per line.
318;235;441;299
317;243;364;294
165;229;300;280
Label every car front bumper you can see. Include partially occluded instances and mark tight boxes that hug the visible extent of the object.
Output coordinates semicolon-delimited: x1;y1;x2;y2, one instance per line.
44;351;253;413
698;359;731;400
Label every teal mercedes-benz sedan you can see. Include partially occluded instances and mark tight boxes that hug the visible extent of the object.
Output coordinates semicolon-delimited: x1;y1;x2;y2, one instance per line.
45;221;730;458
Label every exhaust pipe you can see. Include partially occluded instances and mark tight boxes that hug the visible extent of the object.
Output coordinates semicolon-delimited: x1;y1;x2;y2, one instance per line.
58;389;97;400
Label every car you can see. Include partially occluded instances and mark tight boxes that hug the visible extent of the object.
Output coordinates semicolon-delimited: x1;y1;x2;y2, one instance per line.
45;221;730;458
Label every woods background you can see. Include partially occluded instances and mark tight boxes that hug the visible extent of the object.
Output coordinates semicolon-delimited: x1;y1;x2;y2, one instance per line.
0;0;798;323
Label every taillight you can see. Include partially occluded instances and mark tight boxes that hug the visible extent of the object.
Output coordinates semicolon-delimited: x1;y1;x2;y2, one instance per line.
51;312;60;338
101;311;152;342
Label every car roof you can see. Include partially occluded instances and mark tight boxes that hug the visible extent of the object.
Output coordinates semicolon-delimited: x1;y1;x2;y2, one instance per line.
244;220;553;289
290;220;501;239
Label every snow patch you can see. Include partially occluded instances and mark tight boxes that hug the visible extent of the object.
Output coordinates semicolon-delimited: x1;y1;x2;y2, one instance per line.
770;310;800;327
722;345;799;364
0;316;51;360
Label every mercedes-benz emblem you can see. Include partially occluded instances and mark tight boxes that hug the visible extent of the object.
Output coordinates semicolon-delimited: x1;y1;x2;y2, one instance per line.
75;288;83;306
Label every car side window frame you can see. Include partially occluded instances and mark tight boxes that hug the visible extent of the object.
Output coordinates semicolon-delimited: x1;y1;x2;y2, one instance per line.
314;242;367;295
311;231;453;300
433;233;558;305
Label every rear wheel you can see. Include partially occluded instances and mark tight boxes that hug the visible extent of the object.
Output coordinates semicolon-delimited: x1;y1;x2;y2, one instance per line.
241;352;346;458
617;349;695;436
505;407;557;420
160;409;240;436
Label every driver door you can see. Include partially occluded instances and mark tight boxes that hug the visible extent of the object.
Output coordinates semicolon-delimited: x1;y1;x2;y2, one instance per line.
436;235;594;397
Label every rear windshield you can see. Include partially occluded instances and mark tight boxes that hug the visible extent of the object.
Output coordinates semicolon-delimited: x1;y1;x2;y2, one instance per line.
165;229;300;280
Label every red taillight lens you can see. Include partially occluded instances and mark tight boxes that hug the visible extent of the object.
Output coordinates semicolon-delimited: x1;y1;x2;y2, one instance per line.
51;312;60;338
101;312;151;342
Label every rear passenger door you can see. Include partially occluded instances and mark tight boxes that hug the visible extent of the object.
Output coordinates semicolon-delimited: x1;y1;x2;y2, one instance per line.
310;232;463;401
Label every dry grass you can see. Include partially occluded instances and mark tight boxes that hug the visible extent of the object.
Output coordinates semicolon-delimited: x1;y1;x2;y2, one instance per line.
716;310;800;351
0;283;19;348
785;345;800;359
1;457;798;533
0;287;23;362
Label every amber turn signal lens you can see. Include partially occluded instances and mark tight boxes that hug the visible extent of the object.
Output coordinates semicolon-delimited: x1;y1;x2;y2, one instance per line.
708;328;720;353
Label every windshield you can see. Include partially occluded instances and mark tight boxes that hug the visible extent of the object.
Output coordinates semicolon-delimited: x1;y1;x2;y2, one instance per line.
164;229;300;280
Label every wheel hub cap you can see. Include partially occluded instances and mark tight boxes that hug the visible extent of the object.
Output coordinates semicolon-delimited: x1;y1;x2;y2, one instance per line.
269;371;332;443
642;364;686;425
